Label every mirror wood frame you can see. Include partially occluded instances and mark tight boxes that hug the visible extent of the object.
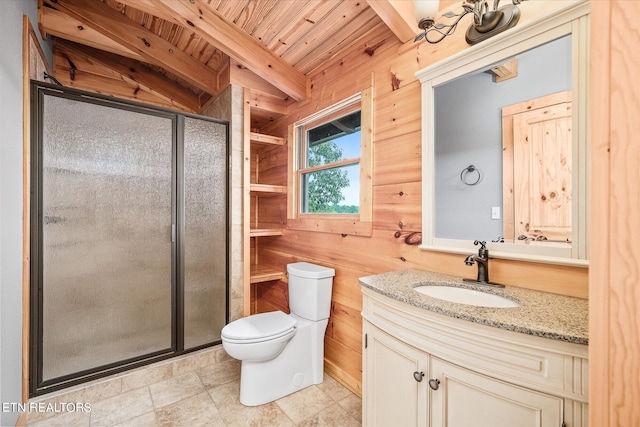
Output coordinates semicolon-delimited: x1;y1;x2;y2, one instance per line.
416;0;590;267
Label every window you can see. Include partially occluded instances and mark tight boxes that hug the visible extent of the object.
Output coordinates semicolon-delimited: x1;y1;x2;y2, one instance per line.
288;88;373;236
300;109;361;214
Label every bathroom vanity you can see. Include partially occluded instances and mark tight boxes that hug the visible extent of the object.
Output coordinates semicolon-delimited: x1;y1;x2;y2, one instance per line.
360;269;588;427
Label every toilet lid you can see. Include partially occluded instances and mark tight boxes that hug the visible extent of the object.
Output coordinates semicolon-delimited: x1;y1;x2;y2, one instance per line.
221;311;297;341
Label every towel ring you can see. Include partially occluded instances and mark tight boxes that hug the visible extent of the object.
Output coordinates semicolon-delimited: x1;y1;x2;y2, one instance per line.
460;165;481;186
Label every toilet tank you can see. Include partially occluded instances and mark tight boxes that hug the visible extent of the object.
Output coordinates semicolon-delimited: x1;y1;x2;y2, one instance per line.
287;262;335;321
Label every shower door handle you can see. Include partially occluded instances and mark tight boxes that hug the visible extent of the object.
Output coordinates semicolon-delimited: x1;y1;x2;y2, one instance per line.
171;224;176;243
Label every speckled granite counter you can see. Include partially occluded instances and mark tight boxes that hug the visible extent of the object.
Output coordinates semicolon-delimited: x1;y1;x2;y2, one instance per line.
359;269;588;345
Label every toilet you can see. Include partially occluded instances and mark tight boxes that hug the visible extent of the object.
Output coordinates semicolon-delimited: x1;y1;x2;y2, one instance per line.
221;262;335;406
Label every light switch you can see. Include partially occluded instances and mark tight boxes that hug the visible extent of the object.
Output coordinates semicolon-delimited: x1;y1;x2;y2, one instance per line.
491;206;501;220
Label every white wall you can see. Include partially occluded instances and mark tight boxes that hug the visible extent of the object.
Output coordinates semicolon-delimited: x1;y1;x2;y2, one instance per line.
0;2;50;425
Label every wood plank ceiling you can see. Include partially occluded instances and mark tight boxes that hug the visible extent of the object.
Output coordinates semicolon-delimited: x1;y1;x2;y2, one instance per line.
38;0;418;128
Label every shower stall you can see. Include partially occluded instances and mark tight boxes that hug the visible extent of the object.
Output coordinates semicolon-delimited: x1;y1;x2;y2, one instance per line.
30;83;228;396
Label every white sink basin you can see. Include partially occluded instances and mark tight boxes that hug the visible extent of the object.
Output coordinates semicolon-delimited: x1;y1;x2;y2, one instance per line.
414;285;519;308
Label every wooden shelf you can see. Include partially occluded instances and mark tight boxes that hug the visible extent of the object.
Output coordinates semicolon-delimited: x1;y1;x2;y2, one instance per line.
245;127;287;315
250;228;284;237
250;264;284;284
250;132;284;147
250;183;285;194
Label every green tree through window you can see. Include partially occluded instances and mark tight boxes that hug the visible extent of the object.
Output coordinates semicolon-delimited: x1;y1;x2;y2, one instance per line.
290;88;372;235
304;141;354;213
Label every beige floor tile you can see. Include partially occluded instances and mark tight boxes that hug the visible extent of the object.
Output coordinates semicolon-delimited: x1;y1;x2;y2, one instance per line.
221;402;295;427
275;386;334;424
337;393;363;424
207;381;244;414
26;395;59;424
28;409;91;427
57;379;123;408
154;391;223;427
89;387;154;427
215;347;235;363
315;374;354;403
122;363;173;393
148;372;205;409
195;359;240;388
112;411;158;427
25;346;362;427
171;348;219;377
296;402;361;427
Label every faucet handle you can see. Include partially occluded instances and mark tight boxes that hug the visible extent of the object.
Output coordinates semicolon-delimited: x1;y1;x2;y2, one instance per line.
473;240;486;249
473;240;488;257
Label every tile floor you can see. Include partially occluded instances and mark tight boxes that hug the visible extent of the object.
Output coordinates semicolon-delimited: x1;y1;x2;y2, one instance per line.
25;346;362;427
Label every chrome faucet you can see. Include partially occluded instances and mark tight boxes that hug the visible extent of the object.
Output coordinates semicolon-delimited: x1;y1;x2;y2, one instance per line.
464;240;504;287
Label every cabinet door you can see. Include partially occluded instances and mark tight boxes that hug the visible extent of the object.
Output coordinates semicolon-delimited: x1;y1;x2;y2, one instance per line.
429;357;563;427
363;322;427;427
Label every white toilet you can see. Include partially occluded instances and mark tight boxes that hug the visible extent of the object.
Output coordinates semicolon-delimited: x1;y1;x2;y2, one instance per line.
221;262;335;406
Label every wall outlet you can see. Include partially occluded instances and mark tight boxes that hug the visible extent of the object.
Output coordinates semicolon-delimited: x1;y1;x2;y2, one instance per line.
491;206;501;220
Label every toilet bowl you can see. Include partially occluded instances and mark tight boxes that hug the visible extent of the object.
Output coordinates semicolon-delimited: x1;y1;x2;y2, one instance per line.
221;262;335;406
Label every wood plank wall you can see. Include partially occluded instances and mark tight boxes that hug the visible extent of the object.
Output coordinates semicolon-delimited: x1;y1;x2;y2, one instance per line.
589;1;640;425
255;1;589;397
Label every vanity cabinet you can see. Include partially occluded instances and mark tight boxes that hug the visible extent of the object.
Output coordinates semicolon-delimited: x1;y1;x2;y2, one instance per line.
429;356;563;426
364;323;426;426
362;287;588;427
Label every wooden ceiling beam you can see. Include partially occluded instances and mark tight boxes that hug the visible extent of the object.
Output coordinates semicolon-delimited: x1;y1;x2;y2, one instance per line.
229;60;288;100
120;0;309;101
247;90;288;116
55;39;203;112
39;4;142;60
114;0;179;24
52;47;182;110
44;0;220;95
53;66;180;110
365;0;419;43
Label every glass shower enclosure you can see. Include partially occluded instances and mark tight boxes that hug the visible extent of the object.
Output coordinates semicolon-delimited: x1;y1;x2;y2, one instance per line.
30;83;228;395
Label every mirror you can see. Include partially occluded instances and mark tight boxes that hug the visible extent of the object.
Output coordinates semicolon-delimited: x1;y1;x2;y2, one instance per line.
435;37;572;243
416;1;589;266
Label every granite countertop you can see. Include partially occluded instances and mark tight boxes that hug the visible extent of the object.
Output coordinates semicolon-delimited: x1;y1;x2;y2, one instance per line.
359;269;588;345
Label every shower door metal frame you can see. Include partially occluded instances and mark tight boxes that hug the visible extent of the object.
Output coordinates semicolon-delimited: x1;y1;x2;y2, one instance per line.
29;82;229;397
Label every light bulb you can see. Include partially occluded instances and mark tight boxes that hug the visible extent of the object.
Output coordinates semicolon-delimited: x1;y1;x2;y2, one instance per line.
414;0;440;24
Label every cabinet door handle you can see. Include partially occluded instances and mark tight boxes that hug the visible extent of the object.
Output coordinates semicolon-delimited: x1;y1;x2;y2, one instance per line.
413;371;425;382
429;378;440;390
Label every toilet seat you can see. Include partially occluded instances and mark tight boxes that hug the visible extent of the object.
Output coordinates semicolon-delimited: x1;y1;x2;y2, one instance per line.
221;327;295;345
221;311;297;344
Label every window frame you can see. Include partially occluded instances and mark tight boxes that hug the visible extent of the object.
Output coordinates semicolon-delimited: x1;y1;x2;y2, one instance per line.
298;107;361;215
287;88;373;236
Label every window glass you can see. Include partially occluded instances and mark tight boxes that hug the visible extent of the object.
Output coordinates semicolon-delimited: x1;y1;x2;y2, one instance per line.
289;88;372;236
301;163;360;214
306;110;361;167
299;109;361;214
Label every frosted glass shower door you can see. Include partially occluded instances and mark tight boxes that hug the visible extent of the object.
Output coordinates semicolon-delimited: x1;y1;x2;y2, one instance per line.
183;117;228;348
39;94;174;383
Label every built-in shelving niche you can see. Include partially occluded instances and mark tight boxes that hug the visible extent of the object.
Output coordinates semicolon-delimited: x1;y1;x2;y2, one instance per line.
247;130;287;296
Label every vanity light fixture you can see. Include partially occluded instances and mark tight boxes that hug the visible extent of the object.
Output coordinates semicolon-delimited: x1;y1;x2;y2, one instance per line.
414;0;528;45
